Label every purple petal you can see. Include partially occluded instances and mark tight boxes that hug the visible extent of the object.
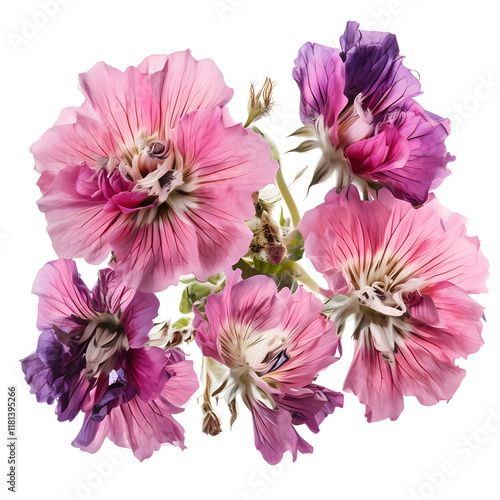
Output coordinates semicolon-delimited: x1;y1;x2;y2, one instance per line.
293;42;348;143
340;21;421;114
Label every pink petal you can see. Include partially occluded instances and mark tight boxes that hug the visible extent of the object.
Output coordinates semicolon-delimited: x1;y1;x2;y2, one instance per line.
37;164;119;264
138;50;234;132
78;61;161;147
264;286;340;390
250;399;307;465
32;259;96;332
395;332;465;406
31;112;119;195
343;335;404;422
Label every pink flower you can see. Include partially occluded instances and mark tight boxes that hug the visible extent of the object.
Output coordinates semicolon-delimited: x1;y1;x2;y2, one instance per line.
292;21;453;206
32;51;278;292
21;259;198;460
299;187;488;422
193;269;343;464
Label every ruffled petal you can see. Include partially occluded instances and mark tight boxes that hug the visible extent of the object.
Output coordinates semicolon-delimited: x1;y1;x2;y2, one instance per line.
275;384;343;433
340;20;421;114
78;61;161;146
138;50;234;132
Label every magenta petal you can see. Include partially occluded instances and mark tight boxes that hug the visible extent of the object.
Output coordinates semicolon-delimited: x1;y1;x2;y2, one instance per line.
124;347;168;402
365;101;453;205
251;400;306;465
120;290;160;348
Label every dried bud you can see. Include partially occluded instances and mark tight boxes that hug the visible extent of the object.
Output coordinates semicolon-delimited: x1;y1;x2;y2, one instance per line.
147;320;194;349
244;77;276;128
248;210;286;266
201;402;223;436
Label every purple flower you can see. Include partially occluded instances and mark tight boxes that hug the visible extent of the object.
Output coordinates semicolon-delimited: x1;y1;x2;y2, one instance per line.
292;21;453;205
21;259;198;460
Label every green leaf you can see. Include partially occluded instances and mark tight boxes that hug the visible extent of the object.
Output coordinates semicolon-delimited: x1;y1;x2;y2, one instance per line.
172;317;190;329
286;230;304;261
179;287;193;314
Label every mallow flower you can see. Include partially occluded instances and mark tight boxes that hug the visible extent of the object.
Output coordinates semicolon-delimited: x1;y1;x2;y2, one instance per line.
32;50;278;292
193;269;343;464
292;21;453;206
21;259;198;460
299;187;488;422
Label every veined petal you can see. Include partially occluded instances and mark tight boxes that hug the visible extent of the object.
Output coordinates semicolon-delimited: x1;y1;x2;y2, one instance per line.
340;20;421;113
32;259;96;332
293;42;348;144
343;333;404;422
37;164;120;265
138;50;234;132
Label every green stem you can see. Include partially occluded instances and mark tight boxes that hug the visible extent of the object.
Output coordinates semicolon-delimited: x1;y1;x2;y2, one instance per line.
276;166;301;228
285;260;324;296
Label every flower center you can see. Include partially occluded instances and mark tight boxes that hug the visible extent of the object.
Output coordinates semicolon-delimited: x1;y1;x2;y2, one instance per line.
242;330;289;377
77;313;129;378
355;281;406;318
117;131;185;204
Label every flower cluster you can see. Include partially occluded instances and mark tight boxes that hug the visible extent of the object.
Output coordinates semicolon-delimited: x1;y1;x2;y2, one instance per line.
22;22;488;464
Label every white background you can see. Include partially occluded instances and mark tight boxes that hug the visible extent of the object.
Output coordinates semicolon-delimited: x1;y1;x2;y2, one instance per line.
1;1;499;499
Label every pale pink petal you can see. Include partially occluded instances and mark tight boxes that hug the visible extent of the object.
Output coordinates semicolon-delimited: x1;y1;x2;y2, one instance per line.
378;191;489;293
138;50;234;131
78;61;161;146
395;333;465;406
37;164;120;264
162;358;199;409
31;112;119;194
411;281;484;360
343;335;404;422
73;389;186;461
299;187;390;294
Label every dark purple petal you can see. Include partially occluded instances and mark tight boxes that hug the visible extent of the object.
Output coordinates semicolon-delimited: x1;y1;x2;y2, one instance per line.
275;384;343;433
340;21;421;114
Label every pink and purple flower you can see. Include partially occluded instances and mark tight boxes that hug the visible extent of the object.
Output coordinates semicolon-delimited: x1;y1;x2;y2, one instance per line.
299;187;488;422
21;259;198;460
292;21;453;205
32;51;278;292
193;269;343;464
